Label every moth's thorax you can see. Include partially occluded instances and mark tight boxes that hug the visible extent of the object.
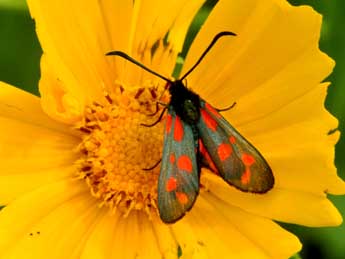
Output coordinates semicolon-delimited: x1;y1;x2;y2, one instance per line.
169;80;201;125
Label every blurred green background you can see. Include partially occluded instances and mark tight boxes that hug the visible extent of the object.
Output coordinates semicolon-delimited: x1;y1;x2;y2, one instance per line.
0;0;344;258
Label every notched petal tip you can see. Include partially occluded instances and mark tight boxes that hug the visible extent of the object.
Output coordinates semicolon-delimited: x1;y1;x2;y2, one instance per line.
40;80;84;124
39;56;84;124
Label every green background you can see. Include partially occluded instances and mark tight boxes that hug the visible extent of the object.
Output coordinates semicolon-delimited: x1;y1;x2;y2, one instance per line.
0;0;344;258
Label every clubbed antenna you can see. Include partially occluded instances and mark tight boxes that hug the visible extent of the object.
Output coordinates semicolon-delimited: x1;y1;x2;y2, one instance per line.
106;51;173;83
180;31;236;80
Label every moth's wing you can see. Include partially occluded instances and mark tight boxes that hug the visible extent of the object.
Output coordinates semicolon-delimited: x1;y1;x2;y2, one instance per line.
198;138;219;174
197;101;274;193
158;108;199;223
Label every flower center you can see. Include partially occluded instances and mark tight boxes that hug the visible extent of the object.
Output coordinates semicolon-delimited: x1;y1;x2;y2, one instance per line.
75;81;166;218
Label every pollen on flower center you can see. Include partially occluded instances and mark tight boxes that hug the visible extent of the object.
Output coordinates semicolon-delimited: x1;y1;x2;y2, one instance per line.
75;82;166;218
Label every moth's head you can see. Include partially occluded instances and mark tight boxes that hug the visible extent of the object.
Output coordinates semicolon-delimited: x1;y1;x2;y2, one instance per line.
168;80;186;95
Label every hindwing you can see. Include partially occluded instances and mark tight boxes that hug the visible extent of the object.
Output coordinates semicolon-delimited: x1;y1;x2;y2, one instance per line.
197;100;274;193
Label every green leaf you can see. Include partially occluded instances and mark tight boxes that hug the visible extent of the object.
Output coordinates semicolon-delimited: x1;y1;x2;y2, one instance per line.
0;0;27;10
290;253;302;259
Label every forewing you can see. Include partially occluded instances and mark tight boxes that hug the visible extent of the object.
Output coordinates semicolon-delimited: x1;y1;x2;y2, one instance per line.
197;101;274;193
158;108;199;223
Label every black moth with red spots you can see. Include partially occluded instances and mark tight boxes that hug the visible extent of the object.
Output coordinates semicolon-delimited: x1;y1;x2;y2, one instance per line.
107;31;274;223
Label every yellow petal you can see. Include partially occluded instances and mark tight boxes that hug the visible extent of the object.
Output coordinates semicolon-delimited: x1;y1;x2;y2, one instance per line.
129;0;203;55
0;179;92;258
179;0;343;226
0;116;77;184
0;82;79;204
80;212;120;259
39;55;86;124
0;166;76;206
202;192;301;259
170;215;209;259
202;172;343;227
159;1;204;53
27;0;116;104
172;194;298;259
134;213;164;259
28;0;203;123
139;0;204;84
184;2;331;107
151;215;179;259
0;81;70;133
107;0;203;85
174;198;269;259
82;211;166;259
237;83;344;195
110;212;161;259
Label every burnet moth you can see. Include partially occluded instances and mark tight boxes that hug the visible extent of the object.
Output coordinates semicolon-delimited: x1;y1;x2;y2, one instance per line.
107;31;274;223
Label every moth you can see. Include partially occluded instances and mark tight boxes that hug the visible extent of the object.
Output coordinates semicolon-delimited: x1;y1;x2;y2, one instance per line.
107;31;274;223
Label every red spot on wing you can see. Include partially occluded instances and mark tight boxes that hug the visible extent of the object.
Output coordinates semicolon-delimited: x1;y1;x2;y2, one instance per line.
166;114;172;134
199;139;207;156
201;109;217;131
242;153;255;166
217;143;233;161
166;177;177;192
199;139;218;174
177;155;193;173
176;192;189;205
169;153;175;164
241;168;251;185
240;154;255;185
229;136;236;144
205;103;222;118
173;116;184;142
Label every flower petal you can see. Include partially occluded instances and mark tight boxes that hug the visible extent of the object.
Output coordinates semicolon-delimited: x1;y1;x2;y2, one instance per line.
173;198;269;259
172;194;300;259
132;213;164;259
242;83;345;195
0;179;97;258
126;0;204;85
202;172;343;227
152;216;179;259
38;55;86;124
184;1;331;109
201;192;301;259
0;166;76;206
83;211;163;259
27;0;117;103
127;0;203;55
27;0;203;123
183;0;335;140
180;0;344;224
0;82;79;204
80;212;118;259
170;213;213;259
0;81;70;133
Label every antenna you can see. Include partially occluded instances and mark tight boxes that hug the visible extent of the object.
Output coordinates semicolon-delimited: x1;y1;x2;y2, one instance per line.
106;31;236;83
180;31;236;81
106;51;173;83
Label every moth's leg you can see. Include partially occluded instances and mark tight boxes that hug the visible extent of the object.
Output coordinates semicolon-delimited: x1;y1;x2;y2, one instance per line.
141;106;167;127
142;159;162;171
215;102;236;112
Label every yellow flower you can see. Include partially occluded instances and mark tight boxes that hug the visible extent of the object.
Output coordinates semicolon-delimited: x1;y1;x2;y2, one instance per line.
0;0;344;258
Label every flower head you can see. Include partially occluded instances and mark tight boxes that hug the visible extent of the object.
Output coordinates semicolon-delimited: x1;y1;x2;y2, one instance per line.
0;0;344;258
